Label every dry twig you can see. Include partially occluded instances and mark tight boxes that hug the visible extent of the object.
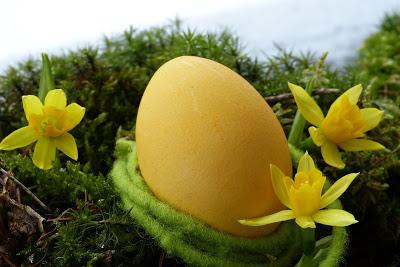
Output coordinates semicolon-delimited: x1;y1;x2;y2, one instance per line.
265;88;341;104
0;254;18;267
0;167;50;212
0;166;46;234
1;194;45;233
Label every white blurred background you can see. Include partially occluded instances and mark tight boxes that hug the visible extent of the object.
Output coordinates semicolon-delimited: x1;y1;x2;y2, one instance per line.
0;0;399;71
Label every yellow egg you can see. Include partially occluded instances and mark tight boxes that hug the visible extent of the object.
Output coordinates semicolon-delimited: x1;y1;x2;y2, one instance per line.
136;56;292;237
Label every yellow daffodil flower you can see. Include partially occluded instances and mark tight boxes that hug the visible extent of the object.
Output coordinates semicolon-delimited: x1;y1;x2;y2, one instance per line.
0;89;85;170
288;83;384;169
239;152;358;229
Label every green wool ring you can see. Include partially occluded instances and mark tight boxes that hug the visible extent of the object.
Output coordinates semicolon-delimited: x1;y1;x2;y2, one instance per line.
110;139;348;267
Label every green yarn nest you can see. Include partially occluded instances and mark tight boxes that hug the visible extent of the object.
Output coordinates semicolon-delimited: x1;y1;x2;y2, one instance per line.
110;139;348;267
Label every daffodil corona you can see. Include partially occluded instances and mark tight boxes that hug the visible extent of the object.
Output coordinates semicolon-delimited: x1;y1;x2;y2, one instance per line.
239;152;358;229
0;89;85;170
289;83;384;169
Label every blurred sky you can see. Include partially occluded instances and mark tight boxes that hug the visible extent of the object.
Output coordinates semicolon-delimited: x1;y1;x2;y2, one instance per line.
0;0;399;72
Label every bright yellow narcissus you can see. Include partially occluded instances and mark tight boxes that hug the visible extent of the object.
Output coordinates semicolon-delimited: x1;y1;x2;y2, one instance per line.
0;89;85;170
239;152;359;228
288;83;385;169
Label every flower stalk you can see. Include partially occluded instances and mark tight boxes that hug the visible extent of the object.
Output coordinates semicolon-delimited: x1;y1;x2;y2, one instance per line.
301;228;316;256
288;79;315;147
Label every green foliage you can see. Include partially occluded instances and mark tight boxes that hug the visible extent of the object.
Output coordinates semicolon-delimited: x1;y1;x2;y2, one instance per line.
0;15;399;267
0;151;162;266
351;14;400;265
358;13;400;100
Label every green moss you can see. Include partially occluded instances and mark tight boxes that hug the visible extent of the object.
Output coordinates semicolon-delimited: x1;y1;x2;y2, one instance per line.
0;150;161;266
358;13;400;100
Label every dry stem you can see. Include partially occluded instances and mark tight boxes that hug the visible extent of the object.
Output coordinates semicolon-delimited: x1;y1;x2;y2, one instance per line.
265;88;340;104
0;167;50;212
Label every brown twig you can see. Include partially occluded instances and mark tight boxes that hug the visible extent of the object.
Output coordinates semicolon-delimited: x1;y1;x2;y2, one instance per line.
0;168;50;212
1;173;8;194
37;228;57;245
265;88;341;104
159;250;165;267
0;193;45;233
46;208;73;223
383;90;400;96
0;253;18;267
28;243;49;267
46;217;72;223
383;84;388;97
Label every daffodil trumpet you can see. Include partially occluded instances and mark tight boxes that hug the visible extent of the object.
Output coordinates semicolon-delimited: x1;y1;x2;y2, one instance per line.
288;82;385;169
0;89;85;170
239;152;358;229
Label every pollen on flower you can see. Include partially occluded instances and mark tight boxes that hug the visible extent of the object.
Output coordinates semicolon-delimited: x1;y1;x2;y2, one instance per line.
288;170;326;217
31;106;67;138
321;96;368;143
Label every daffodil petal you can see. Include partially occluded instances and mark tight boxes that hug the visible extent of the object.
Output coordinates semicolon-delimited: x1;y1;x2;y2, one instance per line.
44;89;67;109
327;84;362;116
313;209;358;227
32;138;56;170
295;216;316;228
321;141;345;169
270;164;292;209
54;133;78;160
308;126;327;147
338;139;385;151
297;151;316;172
63;103;86;131
320;173;359;209
284;176;294;190
342;84;362;105
360;108;384;132
238;210;295;226
0;126;38;150
288;82;324;127
22;95;43;122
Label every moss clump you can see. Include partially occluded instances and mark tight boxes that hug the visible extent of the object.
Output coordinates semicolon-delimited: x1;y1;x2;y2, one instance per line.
344;13;400;266
0;14;399;267
0;150;165;266
358;13;400;100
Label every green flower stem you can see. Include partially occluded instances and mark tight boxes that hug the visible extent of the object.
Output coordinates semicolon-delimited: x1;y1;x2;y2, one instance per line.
38;53;56;102
299;137;315;150
295;228;317;267
288;110;306;146
302;228;316;255
287;79;315;147
288;143;304;167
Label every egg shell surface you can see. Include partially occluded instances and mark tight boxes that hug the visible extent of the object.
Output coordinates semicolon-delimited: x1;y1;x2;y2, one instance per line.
136;56;292;237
